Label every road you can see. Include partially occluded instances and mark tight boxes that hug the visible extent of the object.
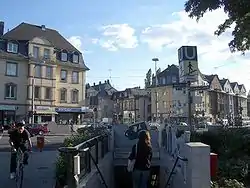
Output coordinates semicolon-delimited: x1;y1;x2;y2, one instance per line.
0;132;70;187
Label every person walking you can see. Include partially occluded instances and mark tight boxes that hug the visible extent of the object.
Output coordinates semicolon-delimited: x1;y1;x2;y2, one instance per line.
128;130;153;188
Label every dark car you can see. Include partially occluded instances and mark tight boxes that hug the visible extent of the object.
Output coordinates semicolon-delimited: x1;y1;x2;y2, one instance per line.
124;121;150;140
25;123;49;136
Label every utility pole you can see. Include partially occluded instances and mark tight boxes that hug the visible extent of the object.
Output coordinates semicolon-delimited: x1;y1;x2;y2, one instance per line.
187;80;192;130
152;58;159;122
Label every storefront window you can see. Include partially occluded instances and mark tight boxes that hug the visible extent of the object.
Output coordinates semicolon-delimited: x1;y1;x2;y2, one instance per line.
0;110;16;126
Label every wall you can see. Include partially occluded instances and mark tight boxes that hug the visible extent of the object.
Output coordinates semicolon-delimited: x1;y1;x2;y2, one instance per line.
151;86;173;118
77;152;114;188
0;58;28;105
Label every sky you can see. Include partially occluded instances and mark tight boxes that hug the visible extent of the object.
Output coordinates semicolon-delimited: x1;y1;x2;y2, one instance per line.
1;0;250;92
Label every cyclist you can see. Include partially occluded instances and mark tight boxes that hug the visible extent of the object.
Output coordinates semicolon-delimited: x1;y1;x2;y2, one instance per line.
9;121;32;179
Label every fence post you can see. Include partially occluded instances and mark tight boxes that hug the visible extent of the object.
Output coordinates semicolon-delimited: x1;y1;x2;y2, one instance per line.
58;147;78;188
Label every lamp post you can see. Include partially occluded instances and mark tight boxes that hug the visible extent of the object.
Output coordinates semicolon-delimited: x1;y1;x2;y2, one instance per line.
152;58;159;122
31;74;35;124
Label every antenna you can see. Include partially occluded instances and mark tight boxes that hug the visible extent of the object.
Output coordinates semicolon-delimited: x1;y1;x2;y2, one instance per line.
108;69;114;87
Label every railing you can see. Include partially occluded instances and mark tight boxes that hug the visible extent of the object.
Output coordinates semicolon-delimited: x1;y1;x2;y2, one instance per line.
58;134;109;188
164;155;188;188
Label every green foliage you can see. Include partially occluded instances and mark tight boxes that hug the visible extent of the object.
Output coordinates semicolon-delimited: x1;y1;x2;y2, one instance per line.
191;128;250;185
144;68;152;88
184;0;250;53
212;178;246;188
55;127;108;186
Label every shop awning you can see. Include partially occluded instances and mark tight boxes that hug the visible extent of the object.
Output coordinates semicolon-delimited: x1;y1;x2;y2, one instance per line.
35;110;58;115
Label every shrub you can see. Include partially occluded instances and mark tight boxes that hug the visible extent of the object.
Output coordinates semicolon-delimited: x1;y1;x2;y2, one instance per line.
212;178;246;188
55;127;108;186
191;128;250;186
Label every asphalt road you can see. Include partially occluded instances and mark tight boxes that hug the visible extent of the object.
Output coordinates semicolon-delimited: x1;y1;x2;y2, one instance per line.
0;132;69;152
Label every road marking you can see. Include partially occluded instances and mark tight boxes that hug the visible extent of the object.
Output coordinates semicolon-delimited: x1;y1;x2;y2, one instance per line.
45;138;50;143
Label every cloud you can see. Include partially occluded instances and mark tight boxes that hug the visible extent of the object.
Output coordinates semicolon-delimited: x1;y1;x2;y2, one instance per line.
140;9;250;91
93;24;138;51
67;36;92;54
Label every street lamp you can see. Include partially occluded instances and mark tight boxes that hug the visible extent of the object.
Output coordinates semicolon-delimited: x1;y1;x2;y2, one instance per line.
152;58;159;122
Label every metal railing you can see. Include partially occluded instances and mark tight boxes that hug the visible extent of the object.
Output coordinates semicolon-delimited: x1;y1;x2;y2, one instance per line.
164;155;188;188
58;133;109;188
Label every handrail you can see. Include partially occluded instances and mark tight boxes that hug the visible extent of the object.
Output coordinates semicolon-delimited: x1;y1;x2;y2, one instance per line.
58;133;110;188
165;155;188;188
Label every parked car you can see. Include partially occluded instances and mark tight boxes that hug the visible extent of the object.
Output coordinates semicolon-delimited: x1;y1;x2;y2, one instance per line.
25;123;49;136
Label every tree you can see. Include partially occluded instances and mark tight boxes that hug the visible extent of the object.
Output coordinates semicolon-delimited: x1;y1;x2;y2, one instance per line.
144;68;152;88
184;0;250;53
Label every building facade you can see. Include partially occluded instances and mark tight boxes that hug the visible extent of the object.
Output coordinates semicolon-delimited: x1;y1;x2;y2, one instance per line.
0;22;89;125
85;80;117;119
152;64;179;86
204;74;247;123
112;87;150;123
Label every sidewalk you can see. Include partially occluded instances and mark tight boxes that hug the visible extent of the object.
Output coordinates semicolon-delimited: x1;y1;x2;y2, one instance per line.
0;151;58;188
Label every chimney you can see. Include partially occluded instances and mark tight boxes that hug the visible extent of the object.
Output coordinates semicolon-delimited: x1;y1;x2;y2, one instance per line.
107;79;110;84
0;21;4;36
93;82;95;86
99;81;101;85
41;25;46;31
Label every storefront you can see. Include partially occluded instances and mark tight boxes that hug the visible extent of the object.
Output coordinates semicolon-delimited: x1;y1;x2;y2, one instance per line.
0;105;16;126
55;107;83;125
29;106;57;123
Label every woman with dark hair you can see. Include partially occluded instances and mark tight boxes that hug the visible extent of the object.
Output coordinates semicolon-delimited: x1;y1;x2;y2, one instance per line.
128;130;153;188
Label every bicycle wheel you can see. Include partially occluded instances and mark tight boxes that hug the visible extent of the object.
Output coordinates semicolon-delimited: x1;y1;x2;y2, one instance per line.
15;164;24;188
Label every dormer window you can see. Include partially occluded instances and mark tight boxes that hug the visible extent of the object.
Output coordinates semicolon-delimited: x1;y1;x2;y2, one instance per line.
7;42;18;53
73;53;79;63
61;51;68;61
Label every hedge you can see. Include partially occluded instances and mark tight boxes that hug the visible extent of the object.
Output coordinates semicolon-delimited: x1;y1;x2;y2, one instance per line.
191;128;250;187
55;127;109;186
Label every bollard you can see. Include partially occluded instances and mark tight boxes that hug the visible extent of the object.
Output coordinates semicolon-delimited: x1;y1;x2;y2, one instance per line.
210;153;218;180
37;133;45;152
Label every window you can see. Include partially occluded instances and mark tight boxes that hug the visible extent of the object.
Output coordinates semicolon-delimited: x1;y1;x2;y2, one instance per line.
60;70;67;82
34;65;42;77
60;88;67;102
33;46;39;58
5;83;17;99
44;49;50;59
45;66;53;79
72;71;79;83
73;54;79;63
34;86;41;99
45;87;52;99
6;62;18;76
7;42;18;53
61;52;68;61
72;89;79;103
163;101;167;108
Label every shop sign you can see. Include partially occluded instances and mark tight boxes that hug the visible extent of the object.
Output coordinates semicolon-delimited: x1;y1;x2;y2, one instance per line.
55;107;82;113
0;105;16;111
36;106;51;110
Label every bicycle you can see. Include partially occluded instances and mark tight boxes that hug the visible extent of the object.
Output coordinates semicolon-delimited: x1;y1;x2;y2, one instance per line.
15;148;25;188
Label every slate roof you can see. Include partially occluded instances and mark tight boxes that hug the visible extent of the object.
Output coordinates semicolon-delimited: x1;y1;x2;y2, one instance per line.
88;81;117;96
230;82;238;89
219;79;228;87
204;74;216;84
2;22;79;53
